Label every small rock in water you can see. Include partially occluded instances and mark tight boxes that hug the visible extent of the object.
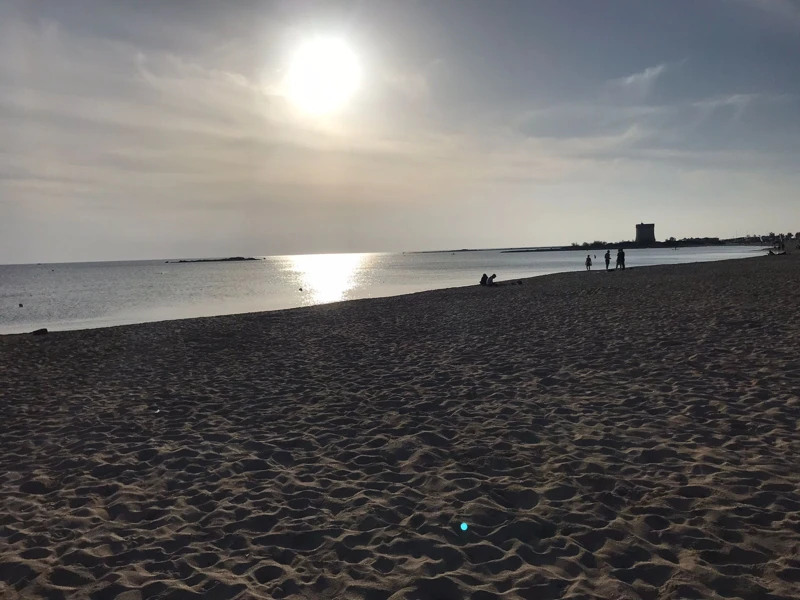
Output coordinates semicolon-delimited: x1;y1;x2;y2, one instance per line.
31;328;48;336
19;303;23;307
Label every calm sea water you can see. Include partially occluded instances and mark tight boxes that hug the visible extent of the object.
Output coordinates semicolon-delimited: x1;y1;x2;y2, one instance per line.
0;247;764;334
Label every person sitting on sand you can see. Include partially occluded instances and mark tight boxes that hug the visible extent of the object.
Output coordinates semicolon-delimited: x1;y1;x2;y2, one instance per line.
480;273;488;286
585;255;592;271
487;274;497;286
604;250;611;271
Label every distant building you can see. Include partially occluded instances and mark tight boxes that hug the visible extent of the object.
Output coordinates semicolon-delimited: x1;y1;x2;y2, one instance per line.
635;223;656;245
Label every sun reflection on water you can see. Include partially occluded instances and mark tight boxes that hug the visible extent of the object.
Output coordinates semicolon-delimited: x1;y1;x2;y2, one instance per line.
288;253;370;304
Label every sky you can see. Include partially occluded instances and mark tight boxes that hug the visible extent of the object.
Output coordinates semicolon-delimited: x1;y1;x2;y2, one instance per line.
1;0;799;263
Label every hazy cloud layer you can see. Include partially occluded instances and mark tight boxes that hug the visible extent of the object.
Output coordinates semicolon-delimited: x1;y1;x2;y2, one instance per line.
1;0;799;262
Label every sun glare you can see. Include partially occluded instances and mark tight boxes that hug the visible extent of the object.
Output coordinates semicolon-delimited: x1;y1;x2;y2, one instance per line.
285;38;361;115
289;253;369;304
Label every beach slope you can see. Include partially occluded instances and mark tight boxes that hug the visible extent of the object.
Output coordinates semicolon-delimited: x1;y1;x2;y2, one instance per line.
2;255;800;599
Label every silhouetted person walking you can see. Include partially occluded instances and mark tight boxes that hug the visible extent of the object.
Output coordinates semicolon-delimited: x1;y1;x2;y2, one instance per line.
585;255;592;271
604;250;611;270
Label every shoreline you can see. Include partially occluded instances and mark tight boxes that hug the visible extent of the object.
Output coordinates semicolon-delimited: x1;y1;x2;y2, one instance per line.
0;252;771;337
2;253;800;598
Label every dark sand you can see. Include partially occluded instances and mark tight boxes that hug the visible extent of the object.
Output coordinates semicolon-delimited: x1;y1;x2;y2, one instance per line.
2;255;800;599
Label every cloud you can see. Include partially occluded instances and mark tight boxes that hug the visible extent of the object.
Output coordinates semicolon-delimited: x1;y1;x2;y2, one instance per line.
0;14;470;211
605;63;668;103
694;93;760;109
515;103;666;141
692;92;794;123
513;64;678;144
1;2;799;261
502;83;800;184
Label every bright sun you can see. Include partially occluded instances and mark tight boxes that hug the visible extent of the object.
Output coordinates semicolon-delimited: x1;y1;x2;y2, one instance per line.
285;38;361;115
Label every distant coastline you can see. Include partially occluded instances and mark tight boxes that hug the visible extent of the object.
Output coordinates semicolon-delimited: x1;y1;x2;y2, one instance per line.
165;257;262;264
410;247;563;254
503;239;730;253
412;240;767;255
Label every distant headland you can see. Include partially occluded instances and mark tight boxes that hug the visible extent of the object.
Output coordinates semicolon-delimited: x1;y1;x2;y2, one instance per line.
503;237;726;253
503;223;787;253
165;257;263;264
418;223;789;255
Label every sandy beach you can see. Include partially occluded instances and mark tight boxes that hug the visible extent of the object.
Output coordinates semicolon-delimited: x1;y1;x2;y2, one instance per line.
2;253;800;600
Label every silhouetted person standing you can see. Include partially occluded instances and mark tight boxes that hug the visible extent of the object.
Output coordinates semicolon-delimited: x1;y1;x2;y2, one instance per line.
604;250;611;271
585;255;592;271
616;248;626;270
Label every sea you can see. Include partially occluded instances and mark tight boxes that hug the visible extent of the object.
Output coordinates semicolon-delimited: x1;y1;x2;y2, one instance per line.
0;246;766;335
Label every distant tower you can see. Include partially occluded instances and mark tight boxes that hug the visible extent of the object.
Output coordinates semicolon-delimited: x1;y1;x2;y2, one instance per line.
635;223;656;245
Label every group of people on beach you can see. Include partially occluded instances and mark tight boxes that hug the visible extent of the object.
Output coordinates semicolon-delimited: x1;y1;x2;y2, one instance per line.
481;248;626;286
585;249;625;271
